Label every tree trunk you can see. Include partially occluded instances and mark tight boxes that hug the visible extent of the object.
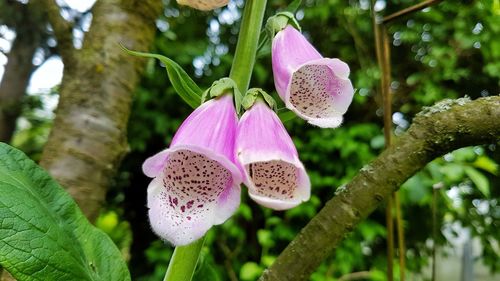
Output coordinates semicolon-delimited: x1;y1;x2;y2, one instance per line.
40;0;162;222
0;12;40;142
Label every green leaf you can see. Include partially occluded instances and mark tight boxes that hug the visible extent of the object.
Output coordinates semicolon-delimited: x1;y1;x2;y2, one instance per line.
464;167;490;197
0;143;130;281
240;262;263;281
257;229;275;248
261;255;276;267
473;156;499;175
284;0;302;13
278;109;297;123
192;249;223;281
120;45;202;109
440;163;465;182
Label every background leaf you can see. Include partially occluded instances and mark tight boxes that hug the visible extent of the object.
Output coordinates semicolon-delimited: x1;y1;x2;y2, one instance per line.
464;166;491;198
0;143;130;281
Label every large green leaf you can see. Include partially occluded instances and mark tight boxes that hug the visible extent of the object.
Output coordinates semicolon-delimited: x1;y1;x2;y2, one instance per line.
0;143;130;281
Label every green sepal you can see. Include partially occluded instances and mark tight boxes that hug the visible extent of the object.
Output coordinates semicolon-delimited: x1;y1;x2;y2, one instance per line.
265;11;302;39
120;44;202;109
202;78;243;114
257;1;302;58
242;88;277;111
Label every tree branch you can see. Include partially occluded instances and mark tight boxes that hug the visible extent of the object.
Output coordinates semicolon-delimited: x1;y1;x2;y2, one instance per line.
382;0;443;24
39;0;75;64
259;96;500;281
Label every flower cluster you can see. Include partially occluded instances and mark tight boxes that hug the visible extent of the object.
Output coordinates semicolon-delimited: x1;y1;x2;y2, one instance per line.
143;25;354;246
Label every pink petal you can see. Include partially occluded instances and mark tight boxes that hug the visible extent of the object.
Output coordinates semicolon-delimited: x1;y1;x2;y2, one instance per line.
272;25;322;101
143;149;170;178
171;94;239;164
148;149;239;246
144;95;242;245
272;26;354;128
236;101;310;210
286;59;354;128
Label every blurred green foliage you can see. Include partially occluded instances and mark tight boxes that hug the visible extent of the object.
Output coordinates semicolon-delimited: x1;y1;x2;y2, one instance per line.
9;0;499;280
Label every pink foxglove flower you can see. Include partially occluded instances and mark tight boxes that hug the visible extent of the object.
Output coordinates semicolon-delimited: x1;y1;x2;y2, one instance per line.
236;100;310;210
272;25;354;128
143;95;242;246
177;0;228;11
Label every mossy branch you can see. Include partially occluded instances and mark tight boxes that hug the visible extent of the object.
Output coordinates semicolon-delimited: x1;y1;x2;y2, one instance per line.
260;96;500;281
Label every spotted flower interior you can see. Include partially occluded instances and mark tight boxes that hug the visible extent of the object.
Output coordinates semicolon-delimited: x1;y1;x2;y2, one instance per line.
290;64;349;119
149;149;234;244
246;160;298;201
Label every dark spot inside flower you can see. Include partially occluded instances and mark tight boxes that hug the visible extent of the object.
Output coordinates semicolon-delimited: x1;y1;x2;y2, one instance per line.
155;149;233;240
290;64;345;119
246;160;298;200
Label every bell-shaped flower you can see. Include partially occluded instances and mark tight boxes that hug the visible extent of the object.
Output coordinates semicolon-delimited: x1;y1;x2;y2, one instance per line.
236;100;310;210
272;25;354;128
143;95;242;246
177;0;228;11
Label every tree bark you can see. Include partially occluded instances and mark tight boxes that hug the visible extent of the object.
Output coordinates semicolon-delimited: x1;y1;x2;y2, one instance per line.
39;0;162;222
0;2;42;142
260;96;500;281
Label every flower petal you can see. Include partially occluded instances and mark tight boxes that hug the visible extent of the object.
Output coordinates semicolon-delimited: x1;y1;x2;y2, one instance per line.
144;94;242;245
303;115;343;128
272;25;322;100
171;94;239;164
285;60;354;127
245;160;310;210
272;25;354;128
147;149;239;246
142;149;170;178
214;180;241;224
236;102;310;210
237;102;297;165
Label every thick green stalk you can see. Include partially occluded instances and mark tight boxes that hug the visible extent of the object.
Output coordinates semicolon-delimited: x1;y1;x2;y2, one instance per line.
163;1;267;280
229;0;268;93
163;238;205;281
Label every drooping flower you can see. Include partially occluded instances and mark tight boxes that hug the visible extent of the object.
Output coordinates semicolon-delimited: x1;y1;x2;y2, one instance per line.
272;25;354;128
143;95;242;246
176;0;228;11
236;100;310;210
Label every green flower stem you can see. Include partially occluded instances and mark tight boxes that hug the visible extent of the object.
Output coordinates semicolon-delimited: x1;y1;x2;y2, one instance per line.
229;0;268;93
163;1;267;280
163;237;205;281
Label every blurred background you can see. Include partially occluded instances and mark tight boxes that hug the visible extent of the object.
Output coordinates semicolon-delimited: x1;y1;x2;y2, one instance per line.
0;0;499;280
